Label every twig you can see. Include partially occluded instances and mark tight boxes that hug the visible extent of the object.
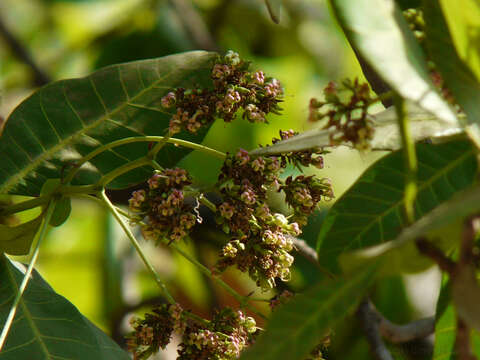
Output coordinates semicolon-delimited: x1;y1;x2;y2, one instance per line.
357;300;394;360
0;14;50;86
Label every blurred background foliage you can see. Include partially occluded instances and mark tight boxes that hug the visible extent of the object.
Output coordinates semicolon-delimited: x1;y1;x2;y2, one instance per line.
0;0;432;358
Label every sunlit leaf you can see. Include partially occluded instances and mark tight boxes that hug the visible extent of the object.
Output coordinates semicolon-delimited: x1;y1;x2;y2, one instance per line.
423;1;480;128
0;51;217;196
329;0;458;125
240;263;378;360
316;140;477;274
249;102;463;155
0;255;130;359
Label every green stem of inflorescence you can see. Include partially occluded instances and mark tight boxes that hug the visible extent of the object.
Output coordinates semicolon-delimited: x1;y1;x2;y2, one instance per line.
64;135;225;184
1;136;226;217
100;189;176;304
169;242;267;320
0;199;57;351
394;95;418;224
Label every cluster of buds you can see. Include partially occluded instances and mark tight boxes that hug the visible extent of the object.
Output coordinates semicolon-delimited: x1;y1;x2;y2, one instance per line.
403;8;425;44
126;303;181;360
215;147;329;289
309;79;375;150
281;175;334;225
128;168;197;243
127;305;257;360
217;212;300;289
161;51;283;135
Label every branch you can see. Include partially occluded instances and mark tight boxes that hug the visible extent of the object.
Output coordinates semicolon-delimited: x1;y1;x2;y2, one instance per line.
368;301;434;344
0;13;50;86
357;300;394;360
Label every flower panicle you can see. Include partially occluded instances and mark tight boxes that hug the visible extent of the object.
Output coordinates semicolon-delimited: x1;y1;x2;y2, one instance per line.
160;51;284;135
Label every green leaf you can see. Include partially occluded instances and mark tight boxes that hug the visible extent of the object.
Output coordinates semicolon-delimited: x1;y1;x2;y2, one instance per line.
0;51;217;196
0;215;43;256
339;184;480;276
316;140;477;274
240;263;378;360
423;1;480;129
264;0;282;24
433;280;480;359
249;101;463;156
0;255;129;359
329;0;458;126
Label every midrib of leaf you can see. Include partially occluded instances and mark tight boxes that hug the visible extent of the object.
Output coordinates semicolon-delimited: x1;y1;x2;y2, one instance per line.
4;261;50;358
0;55;201;194
323;148;474;255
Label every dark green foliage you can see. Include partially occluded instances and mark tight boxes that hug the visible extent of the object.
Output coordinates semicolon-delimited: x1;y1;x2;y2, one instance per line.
0;255;130;360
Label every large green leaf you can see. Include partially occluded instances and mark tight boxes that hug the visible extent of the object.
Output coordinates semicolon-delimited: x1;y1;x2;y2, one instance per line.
240;263;378;360
339;184;480;276
0;51;217;196
250;102;463;155
316;140;477;274
329;0;458;126
433;280;480;359
423;1;480;127
0;255;129;359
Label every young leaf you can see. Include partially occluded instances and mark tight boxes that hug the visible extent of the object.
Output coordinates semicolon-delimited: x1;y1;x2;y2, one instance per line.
240;263;378;360
329;0;458;125
0;255;130;359
423;1;480;127
0;215;43;255
317;140;477;274
49;196;71;227
39;179;71;227
249;101;463;155
0;51;217;196
340;184;480;276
